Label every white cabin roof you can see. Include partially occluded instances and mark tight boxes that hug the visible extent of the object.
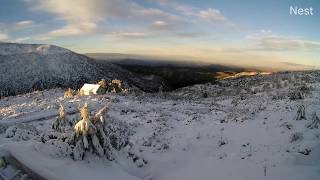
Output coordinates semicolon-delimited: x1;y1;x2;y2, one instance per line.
80;84;102;95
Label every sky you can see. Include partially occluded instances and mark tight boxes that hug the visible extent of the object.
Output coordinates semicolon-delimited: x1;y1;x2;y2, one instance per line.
0;0;319;70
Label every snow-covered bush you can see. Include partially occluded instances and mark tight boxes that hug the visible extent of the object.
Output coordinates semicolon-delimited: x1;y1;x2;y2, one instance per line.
5;123;39;141
65;103;130;161
0;123;8;134
52;104;71;132
44;139;72;158
289;91;304;100
290;132;304;143
67;103;107;160
295;105;306;120
307;112;320;129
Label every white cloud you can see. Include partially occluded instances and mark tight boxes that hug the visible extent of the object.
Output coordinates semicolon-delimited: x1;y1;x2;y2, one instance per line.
175;5;194;16
15;20;34;30
0;32;9;41
155;1;231;25
256;36;320;51
37;22;97;40
246;30;320;51
14;37;31;43
113;32;149;39
0;20;35;42
151;20;172;31
198;8;226;22
26;0;180;39
0;20;35;33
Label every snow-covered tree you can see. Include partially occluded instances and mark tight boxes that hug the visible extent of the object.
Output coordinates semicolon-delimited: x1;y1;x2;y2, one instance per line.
52;104;70;132
68;103;114;160
295;105;306;120
307;112;320;129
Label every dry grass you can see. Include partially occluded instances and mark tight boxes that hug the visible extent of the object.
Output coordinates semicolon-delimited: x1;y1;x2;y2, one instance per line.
111;79;122;85
110;79;123;93
77;89;85;96
98;79;107;88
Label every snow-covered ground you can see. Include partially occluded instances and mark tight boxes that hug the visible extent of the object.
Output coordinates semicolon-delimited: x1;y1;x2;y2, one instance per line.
0;71;319;180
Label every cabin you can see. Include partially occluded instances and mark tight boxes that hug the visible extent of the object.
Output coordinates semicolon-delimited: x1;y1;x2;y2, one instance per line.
80;84;105;95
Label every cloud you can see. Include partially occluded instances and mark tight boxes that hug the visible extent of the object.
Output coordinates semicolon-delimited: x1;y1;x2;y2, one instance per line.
25;0;181;39
280;62;315;70
0;20;35;32
14;20;34;30
14;37;31;43
0;20;35;42
156;1;229;23
151;21;172;31
0;32;9;41
25;0;234;40
174;32;203;38
37;22;97;40
155;0;194;16
112;32;149;39
198;8;226;22
256;36;320;51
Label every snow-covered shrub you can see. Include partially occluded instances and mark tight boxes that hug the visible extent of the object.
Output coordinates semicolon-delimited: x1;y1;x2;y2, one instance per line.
0;123;8;134
290;132;304;143
44;139;72;158
37;131;67;143
250;86;262;94
127;152;148;168
295;105;306;120
279;80;289;88
66;103;130;161
68;103;105;160
280;122;293;130
289;91;304;100
307;112;320;129
5;123;39;141
52;104;71;132
299;85;311;93
262;82;273;90
271;92;284;100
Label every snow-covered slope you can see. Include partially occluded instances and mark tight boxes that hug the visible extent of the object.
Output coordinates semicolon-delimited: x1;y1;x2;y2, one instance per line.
0;43;165;96
0;43;70;55
0;70;319;179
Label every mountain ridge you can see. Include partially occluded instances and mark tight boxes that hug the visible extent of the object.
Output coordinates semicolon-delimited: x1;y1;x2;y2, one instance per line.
0;43;166;96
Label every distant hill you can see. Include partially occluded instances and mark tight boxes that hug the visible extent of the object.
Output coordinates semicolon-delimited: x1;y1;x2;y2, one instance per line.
86;53;253;89
85;53;209;67
86;53;318;71
0;43;166;96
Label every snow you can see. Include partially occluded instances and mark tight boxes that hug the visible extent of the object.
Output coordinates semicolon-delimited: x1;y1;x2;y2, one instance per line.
0;71;320;179
0;43;164;96
0;43;70;55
